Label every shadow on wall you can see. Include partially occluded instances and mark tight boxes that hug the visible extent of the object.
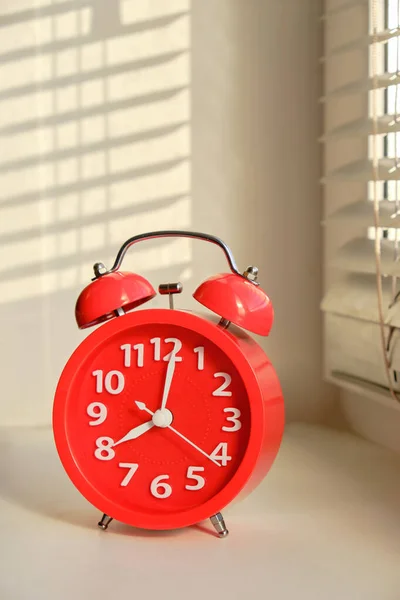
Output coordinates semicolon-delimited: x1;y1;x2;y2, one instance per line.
0;0;192;425
0;0;329;427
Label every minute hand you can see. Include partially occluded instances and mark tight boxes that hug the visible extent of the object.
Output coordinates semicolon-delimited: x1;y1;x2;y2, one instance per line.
160;357;176;411
135;401;221;467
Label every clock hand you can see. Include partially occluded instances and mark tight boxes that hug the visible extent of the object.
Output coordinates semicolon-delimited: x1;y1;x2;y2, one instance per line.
113;419;155;447
162;422;221;467
135;401;221;467
160;356;176;411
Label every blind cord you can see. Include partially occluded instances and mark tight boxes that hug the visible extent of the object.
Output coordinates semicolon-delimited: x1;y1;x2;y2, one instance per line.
371;0;400;402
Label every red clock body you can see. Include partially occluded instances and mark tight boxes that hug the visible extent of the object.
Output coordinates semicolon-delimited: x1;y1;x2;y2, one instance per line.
53;308;284;531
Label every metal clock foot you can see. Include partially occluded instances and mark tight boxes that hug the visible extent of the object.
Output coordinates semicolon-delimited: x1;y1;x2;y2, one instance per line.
98;514;113;530
210;512;229;538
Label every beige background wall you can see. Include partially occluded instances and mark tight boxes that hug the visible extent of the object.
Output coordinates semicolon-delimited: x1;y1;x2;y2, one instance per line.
0;0;334;426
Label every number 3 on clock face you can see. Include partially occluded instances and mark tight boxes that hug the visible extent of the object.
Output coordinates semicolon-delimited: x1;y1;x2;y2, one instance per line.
53;309;283;531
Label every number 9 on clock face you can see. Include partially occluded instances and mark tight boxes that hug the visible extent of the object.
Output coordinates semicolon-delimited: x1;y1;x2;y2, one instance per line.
53;309;283;530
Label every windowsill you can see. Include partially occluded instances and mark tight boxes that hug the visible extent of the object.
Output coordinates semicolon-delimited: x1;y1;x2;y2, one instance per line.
340;388;400;454
1;423;400;599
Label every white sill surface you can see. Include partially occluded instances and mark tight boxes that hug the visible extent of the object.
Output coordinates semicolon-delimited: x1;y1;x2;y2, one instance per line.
1;423;400;600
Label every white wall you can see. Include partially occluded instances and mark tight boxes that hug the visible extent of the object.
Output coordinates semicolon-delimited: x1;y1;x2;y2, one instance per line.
0;0;332;426
192;0;335;423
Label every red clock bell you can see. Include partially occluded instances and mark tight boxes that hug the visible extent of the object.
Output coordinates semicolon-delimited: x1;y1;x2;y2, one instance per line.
53;231;284;537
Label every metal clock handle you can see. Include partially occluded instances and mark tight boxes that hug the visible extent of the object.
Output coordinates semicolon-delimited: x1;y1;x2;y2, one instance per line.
106;230;242;276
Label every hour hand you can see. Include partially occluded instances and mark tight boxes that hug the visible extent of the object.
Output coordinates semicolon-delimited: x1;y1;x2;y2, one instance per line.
113;420;154;447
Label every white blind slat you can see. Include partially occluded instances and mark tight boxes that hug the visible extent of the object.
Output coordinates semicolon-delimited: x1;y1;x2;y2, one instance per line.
324;158;400;181
325;199;400;227
331;237;400;276
322;27;400;60
322;273;400;325
321;73;400;101
321;115;400;140
325;314;400;393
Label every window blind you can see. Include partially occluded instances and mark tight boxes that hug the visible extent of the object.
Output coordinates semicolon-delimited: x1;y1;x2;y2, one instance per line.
322;0;400;400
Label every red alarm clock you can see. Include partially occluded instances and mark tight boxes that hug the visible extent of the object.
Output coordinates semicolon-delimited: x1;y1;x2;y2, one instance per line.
53;231;284;537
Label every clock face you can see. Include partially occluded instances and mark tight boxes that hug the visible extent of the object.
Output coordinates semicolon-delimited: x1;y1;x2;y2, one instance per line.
54;310;262;530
